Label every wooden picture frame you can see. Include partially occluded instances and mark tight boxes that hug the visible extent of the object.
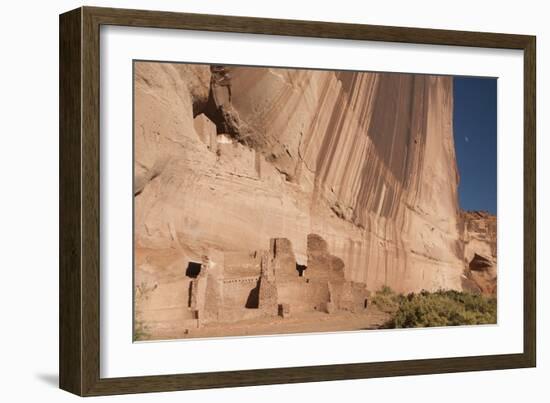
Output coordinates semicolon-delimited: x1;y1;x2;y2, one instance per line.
59;6;536;396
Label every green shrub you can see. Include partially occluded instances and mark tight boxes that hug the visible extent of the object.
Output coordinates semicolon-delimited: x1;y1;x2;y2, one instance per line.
133;320;150;341
382;289;496;328
371;286;400;314
134;281;157;341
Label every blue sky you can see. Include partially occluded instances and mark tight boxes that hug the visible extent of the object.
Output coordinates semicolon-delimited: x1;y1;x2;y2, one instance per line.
452;77;497;215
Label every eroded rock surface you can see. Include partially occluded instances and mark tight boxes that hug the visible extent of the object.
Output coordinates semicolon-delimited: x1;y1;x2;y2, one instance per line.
133;62;497;339
460;211;497;295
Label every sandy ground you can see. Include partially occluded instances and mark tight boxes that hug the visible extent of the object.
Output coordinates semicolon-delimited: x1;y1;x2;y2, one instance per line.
148;307;391;341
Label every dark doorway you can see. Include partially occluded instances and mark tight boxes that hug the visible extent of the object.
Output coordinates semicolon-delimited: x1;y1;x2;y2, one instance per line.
296;263;307;277
186;261;202;278
245;283;260;309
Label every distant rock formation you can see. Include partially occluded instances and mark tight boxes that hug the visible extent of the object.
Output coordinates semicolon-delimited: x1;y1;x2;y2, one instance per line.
460;211;497;295
133;62;497;338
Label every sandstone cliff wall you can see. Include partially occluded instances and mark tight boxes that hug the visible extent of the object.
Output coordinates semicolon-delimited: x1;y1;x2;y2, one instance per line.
133;61;470;324
460;211;497;295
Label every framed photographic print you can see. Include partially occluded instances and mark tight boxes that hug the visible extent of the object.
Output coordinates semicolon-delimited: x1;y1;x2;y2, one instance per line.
59;6;536;396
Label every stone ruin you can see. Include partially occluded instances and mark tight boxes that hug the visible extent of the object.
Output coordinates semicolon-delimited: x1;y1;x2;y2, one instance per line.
184;234;371;329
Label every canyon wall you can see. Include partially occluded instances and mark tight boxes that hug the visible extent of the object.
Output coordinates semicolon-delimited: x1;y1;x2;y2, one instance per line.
460;211;497;295
133;62;485;332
